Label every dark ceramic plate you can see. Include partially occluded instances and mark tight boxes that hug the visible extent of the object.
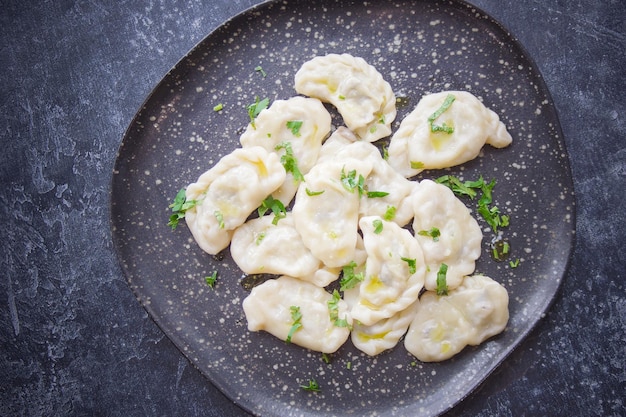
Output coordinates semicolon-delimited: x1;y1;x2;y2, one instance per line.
111;0;575;416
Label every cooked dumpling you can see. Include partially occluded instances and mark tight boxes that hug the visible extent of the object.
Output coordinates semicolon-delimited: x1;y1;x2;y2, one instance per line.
404;275;509;362
351;216;425;326
351;301;418;356
317;127;416;227
185;146;286;255
230;213;322;279
292;158;373;268
411;179;482;292
294;53;396;142
242;276;351;353
240;96;332;204
388;90;513;177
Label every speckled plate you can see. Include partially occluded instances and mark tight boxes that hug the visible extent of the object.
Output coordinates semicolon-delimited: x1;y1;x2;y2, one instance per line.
110;0;575;416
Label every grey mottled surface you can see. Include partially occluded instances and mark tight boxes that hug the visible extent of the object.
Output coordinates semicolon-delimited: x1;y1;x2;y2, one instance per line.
1;0;624;416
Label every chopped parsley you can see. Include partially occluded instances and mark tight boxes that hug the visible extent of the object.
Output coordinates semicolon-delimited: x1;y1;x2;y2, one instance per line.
328;290;351;329
275;141;304;182
213;103;224;112
286;306;302;343
305;188;324;196
373;219;383;234
428;94;456;134
205;271;218;288
257;195;287;225
410;161;425;170
418;227;440;242
339;261;364;291
247;96;269;129
383;205;397;221
214;210;225;229
436;263;449;296
366;190;390;198
167;188;198;230
299;378;320;392
509;258;520;268
340;168;365;196
286;120;303;137
401;257;417;274
254;65;267;78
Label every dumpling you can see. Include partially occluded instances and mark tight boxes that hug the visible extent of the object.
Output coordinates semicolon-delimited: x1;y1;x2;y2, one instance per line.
240;96;332;204
292;157;373;268
242;276;351;353
411;179;482;292
350;216;425;326
230;213;322;279
388;90;513;177
294;54;396;142
317;127;416;227
351;301;418;356
404;275;509;362
184;146;286;255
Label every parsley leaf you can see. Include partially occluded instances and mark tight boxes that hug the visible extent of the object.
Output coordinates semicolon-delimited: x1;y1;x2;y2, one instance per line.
305;188;324;196
366;190;390;198
340;168;365;196
401;257;417;274
383;205;397;221
167;188;198;230
257;195;287;225
418;227;440;242
339;261;364;291
328;290;351;329
254;65;267;78
275;141;304;182
247;96;269;129
286;120;303;137
205;271;218;288
373;219;383;234
286;306;302;343
300;378;320;392
428;94;456;134
436;263;449;296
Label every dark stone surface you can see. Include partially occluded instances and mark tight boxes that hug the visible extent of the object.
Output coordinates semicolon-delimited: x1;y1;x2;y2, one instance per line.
1;0;624;416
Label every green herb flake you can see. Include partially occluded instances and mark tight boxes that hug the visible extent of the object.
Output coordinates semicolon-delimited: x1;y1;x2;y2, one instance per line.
340;168;366;196
214;210;225;229
321;353;331;364
247;96;269;129
436;263;449;296
401;257;417;274
373;219;384;234
213;103;224;112
254;65;267;78
328;290;351;329
339;261;364;291
410;161;425;170
367;190;390;198
299;378;320;392
509;258;520;268
275;141;304;182
286;120;303;137
305;188;325;196
258;195;287;225
418;227;441;242
167;188;198;230
205;271;218;288
428;94;456;134
383;205;397;221
286;306;302;343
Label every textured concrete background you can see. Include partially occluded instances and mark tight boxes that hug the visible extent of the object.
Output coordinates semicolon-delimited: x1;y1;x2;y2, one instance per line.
1;0;624;416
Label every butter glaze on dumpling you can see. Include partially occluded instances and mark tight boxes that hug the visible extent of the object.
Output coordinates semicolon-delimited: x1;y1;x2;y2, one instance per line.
294;53;396;142
388;90;512;177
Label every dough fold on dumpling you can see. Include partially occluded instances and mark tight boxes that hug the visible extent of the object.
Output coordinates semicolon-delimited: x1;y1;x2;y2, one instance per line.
242;276;351;353
185;146;285;255
294;54;396;142
240;96;331;205
411;179;482;292
404;275;509;362
388;90;512;177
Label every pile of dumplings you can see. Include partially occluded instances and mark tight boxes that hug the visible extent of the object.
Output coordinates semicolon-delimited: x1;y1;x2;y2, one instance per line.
183;53;512;362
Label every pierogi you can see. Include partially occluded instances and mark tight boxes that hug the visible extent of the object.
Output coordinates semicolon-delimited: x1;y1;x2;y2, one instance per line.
185;146;286;255
242;276;351;354
294;53;396;142
388;90;513;177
